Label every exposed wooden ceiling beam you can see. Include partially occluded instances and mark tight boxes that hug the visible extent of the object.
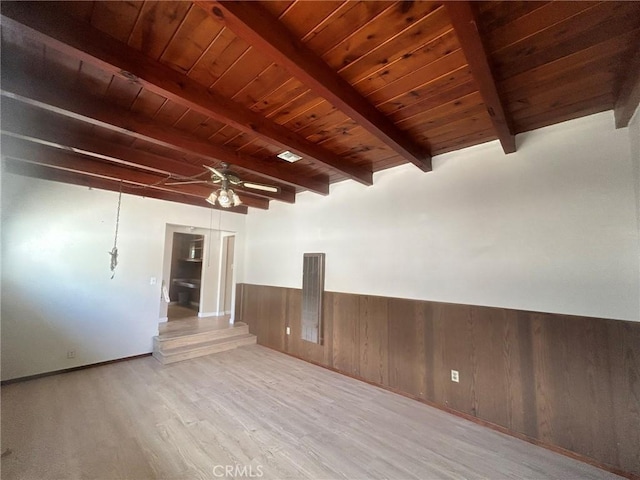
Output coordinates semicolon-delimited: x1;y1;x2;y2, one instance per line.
0;69;329;195
445;1;516;154
3;158;249;213
196;0;432;172
0;1;372;186
614;44;640;128
1;135;269;210
1;100;203;176
0;99;296;204
3;124;285;205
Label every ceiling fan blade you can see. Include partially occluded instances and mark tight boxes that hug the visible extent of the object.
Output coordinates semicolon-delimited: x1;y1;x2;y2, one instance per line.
203;164;225;179
165;180;209;186
242;182;280;193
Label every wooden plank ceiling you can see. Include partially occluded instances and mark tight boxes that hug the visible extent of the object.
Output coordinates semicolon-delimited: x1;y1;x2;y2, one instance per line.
1;1;639;214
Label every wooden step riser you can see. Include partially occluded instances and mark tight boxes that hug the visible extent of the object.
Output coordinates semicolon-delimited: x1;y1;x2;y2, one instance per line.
159;317;237;335
155;336;256;365
155;325;249;350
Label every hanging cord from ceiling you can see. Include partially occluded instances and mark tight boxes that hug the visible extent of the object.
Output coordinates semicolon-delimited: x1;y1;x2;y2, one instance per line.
109;181;122;279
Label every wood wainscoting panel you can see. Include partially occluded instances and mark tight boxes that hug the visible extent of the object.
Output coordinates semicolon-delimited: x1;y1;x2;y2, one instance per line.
530;312;556;444
264;287;287;351
430;302;474;415
237;284;285;351
283;287;300;354
606;318;640;474
319;291;334;367
531;314;620;468
358;295;389;386
514;310;538;439
331;292;361;377
253;285;273;348
561;315;617;466
387;298;429;400
235;283;640;477
468;306;521;429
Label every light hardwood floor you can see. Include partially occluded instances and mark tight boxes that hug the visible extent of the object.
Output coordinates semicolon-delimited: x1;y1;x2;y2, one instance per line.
1;345;620;480
167;304;200;321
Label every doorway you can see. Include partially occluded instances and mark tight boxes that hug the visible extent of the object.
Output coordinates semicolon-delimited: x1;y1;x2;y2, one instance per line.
167;232;203;321
160;224;238;325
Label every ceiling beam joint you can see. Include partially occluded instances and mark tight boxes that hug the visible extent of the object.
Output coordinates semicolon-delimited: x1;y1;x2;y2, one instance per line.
445;1;516;154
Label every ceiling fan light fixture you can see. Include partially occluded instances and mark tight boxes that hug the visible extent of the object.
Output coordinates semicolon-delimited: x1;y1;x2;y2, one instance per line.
277;150;302;163
231;190;242;206
200;163;275;209
206;187;242;209
206;191;218;205
218;189;232;208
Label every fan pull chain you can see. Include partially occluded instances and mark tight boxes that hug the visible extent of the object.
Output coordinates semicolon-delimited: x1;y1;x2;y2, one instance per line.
109;182;122;279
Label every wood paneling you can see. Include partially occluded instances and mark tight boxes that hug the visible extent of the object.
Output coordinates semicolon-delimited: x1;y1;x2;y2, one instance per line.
1;1;638;209
0;1;371;186
331;292;361;376
358;295;388;385
0;68;328;195
387;298;428;399
236;283;640;478
446;1;515;154
200;0;432;171
608;320;640;472
2;159;247;212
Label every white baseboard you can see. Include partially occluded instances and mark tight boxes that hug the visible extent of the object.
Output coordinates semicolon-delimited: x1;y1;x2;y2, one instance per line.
158;316;169;323
198;311;225;318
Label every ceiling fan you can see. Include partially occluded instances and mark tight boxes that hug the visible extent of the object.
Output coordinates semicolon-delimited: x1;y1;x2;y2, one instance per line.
167;163;280;208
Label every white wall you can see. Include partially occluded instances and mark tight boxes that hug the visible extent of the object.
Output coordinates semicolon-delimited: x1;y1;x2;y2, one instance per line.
1;176;246;380
244;111;640;322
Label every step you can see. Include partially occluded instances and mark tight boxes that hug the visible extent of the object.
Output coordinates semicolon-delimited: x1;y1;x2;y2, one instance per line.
159;316;231;335
159;321;247;339
154;323;249;350
153;333;257;365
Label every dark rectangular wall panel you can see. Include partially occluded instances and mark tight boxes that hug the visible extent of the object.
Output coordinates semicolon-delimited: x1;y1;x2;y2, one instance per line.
235;283;640;477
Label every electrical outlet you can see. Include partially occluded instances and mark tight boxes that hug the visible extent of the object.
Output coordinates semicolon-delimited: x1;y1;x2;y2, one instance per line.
286;326;291;335
67;350;76;359
150;277;157;285
451;370;459;383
